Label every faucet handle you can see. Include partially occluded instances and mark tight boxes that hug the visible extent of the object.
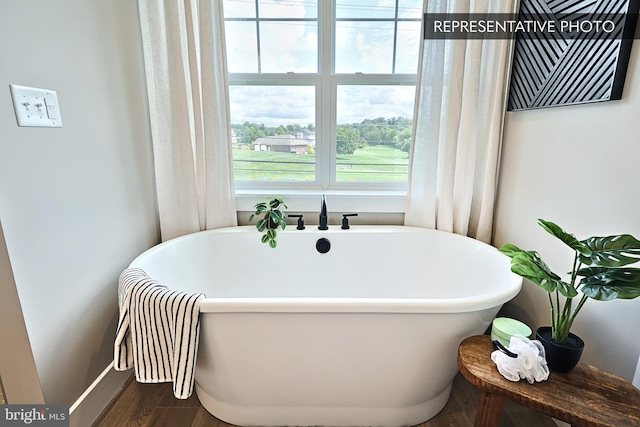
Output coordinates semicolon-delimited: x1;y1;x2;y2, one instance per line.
341;213;358;230
288;214;305;230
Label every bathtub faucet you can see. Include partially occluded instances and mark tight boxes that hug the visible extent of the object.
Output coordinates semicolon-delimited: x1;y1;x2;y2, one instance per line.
318;194;328;230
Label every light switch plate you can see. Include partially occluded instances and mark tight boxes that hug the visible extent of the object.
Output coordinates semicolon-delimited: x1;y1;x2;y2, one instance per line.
9;84;63;128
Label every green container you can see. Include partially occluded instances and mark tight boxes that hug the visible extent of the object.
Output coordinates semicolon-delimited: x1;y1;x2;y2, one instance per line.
491;317;532;347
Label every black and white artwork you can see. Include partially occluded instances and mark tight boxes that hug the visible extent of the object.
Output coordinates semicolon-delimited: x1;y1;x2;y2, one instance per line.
508;0;639;110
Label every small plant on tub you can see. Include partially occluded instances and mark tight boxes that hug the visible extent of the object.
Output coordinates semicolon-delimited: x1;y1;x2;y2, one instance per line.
249;197;288;248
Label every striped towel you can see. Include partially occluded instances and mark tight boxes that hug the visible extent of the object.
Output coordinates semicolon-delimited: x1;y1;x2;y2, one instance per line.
114;268;205;399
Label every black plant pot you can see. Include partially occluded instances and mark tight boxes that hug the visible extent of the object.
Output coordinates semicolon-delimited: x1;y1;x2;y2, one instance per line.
536;326;585;373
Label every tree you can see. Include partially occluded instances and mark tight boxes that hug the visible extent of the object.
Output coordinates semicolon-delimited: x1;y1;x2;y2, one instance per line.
336;125;366;155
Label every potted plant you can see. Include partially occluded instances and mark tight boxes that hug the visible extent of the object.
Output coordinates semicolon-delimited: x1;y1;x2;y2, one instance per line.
499;219;640;372
249;197;287;248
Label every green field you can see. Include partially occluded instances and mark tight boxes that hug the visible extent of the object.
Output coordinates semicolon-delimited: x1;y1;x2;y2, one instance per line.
233;145;409;182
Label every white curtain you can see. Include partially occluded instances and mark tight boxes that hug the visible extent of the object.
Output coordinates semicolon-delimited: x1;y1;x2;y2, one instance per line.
405;0;518;243
138;0;237;241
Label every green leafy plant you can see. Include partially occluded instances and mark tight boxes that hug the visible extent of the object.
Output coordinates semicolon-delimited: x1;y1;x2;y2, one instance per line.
499;219;640;344
249;197;287;249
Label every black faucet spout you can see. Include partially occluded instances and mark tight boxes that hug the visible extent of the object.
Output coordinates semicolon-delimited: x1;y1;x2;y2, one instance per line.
318;195;328;230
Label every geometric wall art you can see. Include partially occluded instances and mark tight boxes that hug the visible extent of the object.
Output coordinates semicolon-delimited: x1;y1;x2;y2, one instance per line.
508;0;639;110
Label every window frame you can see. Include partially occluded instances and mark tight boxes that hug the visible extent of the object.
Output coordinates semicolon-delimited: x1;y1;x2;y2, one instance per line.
226;1;421;212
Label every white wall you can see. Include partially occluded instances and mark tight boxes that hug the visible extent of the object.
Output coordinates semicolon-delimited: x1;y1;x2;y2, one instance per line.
0;0;158;405
494;41;640;381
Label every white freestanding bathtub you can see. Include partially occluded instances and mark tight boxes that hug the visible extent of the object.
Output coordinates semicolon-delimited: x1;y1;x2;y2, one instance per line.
129;225;522;426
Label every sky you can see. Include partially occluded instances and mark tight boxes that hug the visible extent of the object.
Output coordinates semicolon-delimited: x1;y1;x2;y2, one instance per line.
223;0;423;126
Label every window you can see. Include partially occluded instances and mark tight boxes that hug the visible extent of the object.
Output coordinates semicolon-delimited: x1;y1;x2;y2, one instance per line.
223;0;422;192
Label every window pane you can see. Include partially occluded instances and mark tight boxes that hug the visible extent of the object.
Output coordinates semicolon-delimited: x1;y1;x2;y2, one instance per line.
398;0;424;18
259;0;317;18
225;22;258;73
260;21;318;73
224;0;318;74
336;0;396;18
336;85;415;182
395;21;421;74
335;21;394;73
223;0;256;18
229;86;316;182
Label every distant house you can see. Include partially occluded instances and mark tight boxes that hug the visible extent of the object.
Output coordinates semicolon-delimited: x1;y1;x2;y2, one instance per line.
253;132;315;154
295;128;315;141
230;128;241;144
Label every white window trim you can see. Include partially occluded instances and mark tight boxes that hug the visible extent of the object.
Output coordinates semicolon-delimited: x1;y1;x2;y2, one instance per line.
227;1;420;212
236;189;407;214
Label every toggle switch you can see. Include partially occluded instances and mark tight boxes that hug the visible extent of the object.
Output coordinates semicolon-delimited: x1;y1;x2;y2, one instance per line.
9;84;63;127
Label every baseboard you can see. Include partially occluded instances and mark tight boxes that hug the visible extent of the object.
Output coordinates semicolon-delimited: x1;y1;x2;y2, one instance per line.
69;363;132;427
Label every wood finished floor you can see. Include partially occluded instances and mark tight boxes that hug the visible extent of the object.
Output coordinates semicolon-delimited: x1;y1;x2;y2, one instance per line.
94;373;556;427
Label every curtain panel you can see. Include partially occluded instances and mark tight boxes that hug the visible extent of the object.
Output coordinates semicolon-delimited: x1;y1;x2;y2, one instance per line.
138;0;236;241
405;0;519;243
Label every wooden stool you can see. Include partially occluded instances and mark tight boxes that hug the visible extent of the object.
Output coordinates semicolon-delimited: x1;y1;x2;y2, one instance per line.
457;335;640;427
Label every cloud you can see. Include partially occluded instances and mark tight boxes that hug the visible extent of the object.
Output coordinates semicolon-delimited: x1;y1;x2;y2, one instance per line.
337;85;415;124
336;0;398;19
225;22;258;72
260;21;317;72
229;86;315;126
258;0;315;18
336;21;394;73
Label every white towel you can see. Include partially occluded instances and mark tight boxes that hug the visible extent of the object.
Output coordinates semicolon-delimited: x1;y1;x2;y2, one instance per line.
114;268;205;399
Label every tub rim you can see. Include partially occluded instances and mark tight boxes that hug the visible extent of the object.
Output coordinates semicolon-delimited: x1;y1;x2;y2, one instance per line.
129;225;523;314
